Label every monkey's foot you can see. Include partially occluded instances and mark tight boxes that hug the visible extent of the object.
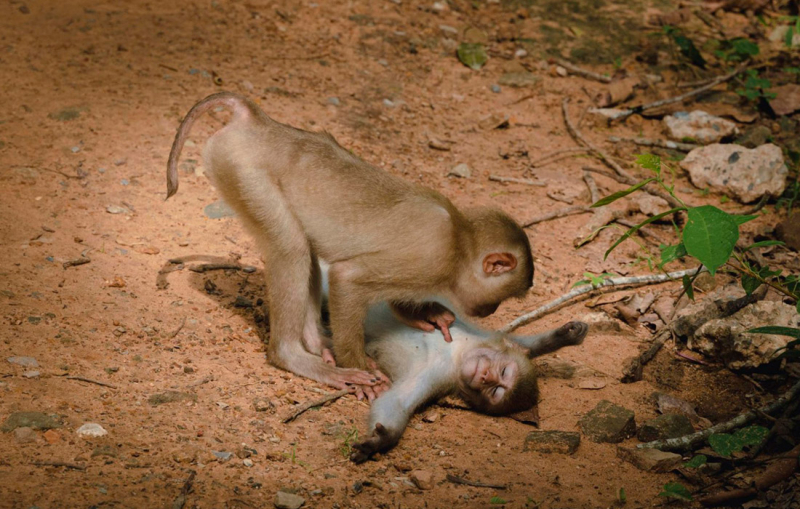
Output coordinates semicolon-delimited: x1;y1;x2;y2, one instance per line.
350;423;399;464
556;321;589;346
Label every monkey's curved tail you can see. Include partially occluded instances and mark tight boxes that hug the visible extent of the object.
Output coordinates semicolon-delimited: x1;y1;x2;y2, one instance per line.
166;92;252;200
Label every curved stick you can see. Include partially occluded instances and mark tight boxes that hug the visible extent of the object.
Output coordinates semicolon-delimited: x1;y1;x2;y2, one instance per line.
501;268;701;333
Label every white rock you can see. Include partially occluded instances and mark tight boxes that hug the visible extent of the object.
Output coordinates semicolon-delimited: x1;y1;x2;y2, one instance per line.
447;163;472;179
76;423;108;437
680;143;788;203
664;111;738;144
7;356;38;367
690;301;800;369
630;194;669;216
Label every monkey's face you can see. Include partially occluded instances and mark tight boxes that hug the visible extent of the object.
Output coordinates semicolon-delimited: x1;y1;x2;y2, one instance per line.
458;347;521;408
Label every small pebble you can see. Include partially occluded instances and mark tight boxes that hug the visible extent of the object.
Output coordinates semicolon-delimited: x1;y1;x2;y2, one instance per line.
22;370;40;378
120;179;129;186
514;48;528;58
490;84;501;93
243;458;254;467
212;450;233;462
326;97;340;106
8;356;39;367
383;99;395;108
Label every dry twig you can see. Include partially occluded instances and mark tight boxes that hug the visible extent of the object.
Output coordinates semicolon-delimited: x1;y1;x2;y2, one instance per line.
282;389;350;423
32;461;86;470
66;376;118;389
522;205;590;227
63;257;91;269
189;263;255;273
446;474;508;490
488;175;546;187
638;378;800;452
529;147;588;168
554;59;612;83
502;268;700;332
608;136;699;152
166;317;186;340
173;470;196;509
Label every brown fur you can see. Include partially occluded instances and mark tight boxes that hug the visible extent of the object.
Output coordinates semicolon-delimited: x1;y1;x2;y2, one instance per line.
166;92;534;388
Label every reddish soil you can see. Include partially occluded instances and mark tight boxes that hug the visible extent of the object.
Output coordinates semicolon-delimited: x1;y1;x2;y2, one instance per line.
0;0;791;508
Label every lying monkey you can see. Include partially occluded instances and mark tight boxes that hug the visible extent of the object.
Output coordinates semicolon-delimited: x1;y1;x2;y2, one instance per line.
167;93;535;398
349;301;588;462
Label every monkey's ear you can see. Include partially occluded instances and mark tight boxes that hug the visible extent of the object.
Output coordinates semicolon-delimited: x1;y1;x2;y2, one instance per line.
482;253;517;275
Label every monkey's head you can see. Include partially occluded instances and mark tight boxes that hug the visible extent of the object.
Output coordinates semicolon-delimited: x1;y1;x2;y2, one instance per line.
456;340;539;415
458;208;534;318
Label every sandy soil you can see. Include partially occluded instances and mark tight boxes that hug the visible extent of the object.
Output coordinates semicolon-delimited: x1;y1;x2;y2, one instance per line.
0;0;792;508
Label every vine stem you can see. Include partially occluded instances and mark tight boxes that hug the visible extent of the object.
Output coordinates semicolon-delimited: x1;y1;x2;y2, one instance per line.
726;260;798;302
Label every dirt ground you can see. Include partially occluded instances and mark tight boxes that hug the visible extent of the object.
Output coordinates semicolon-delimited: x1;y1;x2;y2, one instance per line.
0;0;796;508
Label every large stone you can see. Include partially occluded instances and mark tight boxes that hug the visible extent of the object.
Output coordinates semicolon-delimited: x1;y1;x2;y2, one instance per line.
680;143;788;203
523;431;580;454
274;491;305;509
617;447;682;472
775;212;800;252
690;301;800;369
409;470;434;490
1;412;60;432
664;111;738;144
636;414;694;442
579;400;636;443
672;284;754;339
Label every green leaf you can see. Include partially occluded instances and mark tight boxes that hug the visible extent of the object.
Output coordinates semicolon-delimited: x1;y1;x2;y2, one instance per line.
672;34;706;68
658;482;693;501
745;240;785;251
490;496;508;504
592;178;656;208
786;26;795;48
605;207;685;260
571;279;592;288
683;205;740;275
747;326;800;339
708;433;738;457
733;425;769;447
457;43;488;71
636;153;661;174
618;488;627;503
741;274;762;295
730;38;760;57
683;274;695;300
732;214;758;225
660;243;687;266
683;455;707;469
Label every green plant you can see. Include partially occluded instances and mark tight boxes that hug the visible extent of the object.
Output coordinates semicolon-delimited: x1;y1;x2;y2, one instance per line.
748;326;800;360
572;271;617;288
781;16;800;48
337;427;360;458
664;26;706;68
594;154;800;310
490;496;508;505
736;69;776;102
708;425;769;457
658;482;693;501
683;455;707;468
714;38;760;62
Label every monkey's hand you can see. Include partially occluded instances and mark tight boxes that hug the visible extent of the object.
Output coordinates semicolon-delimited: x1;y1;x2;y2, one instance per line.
350;423;400;463
390;302;455;343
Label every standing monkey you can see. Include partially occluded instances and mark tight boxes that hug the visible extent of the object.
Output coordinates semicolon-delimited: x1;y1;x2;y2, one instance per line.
166;92;534;395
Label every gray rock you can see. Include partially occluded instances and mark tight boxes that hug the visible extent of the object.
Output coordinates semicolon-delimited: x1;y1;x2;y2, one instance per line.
203;200;236;219
490;84;501;93
234;296;253;308
664;111;738;144
48;107;82;121
326;97;340;106
22;370;40;378
498;71;539;88
578;312;621;333
212;450;233;462
13;426;36;443
253;397;275;413
447;163;472;179
680;143;788;203
579;400;636;443
76;423;108;437
637;414;694;442
735;125;772;149
690;301;800;369
523;430;580;454
775;212;800;252
652;392;712;429
672;284;751;339
274;491;305;509
616;447;682;472
148;391;197;406
7;356;39;367
1;412;60;432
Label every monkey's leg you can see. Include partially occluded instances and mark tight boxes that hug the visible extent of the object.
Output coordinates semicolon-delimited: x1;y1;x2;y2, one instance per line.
327;262;372;371
301;252;326;356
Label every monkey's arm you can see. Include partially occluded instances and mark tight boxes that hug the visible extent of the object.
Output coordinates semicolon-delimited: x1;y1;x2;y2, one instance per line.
389;302;455;342
350;370;446;463
509;321;588;358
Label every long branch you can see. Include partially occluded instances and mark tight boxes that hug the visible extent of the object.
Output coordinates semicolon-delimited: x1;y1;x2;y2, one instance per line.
638;378;800;452
501;268;700;333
